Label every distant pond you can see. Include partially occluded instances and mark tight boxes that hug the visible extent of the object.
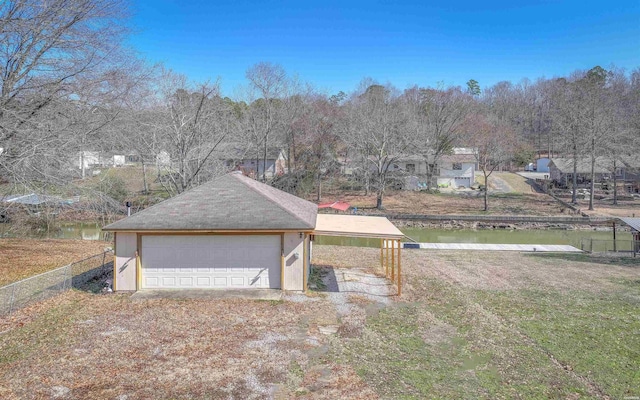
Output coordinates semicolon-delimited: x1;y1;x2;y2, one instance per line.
1;222;109;241
1;222;631;252
316;227;631;251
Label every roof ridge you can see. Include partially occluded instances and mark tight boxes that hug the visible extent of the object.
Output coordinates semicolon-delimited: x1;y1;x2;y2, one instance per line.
231;174;315;229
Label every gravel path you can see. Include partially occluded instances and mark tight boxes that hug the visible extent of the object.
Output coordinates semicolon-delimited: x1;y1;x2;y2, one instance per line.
489;174;514;193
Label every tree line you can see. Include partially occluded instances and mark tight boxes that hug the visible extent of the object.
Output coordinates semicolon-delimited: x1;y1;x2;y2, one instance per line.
1;0;638;212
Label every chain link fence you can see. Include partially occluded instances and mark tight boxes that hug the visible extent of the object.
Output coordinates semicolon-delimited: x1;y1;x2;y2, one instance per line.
0;250;113;316
580;238;639;255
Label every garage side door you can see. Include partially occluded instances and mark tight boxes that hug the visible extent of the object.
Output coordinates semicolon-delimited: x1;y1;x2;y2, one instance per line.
141;235;280;289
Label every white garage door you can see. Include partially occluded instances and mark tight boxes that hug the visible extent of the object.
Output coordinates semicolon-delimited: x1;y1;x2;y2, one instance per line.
454;177;471;188
141;235;280;289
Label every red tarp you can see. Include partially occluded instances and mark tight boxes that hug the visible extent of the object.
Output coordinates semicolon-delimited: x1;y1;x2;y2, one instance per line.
317;201;350;212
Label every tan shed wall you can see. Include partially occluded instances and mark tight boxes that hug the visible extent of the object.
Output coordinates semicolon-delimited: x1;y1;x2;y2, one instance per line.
283;232;305;291
115;232;137;291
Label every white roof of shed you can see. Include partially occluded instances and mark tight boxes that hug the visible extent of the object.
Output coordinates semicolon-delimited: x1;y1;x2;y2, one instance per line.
313;214;405;239
619;217;640;232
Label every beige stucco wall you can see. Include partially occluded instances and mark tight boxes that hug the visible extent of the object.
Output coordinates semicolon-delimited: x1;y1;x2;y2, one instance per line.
114;232;137;291
283;232;305;291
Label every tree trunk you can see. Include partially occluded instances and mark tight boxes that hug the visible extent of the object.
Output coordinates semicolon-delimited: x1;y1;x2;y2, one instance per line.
81;151;86;179
316;172;322;202
571;152;578;204
262;140;268;182
483;173;489;211
142;161;148;194
376;170;385;210
589;149;595;211
424;159;435;191
613;159;618;205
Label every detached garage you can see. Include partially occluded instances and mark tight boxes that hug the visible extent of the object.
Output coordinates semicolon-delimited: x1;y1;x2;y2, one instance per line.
103;172;317;292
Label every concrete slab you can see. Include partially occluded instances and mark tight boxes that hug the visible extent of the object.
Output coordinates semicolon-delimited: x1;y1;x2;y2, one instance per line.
517;171;549;180
130;288;283;301
403;243;582;252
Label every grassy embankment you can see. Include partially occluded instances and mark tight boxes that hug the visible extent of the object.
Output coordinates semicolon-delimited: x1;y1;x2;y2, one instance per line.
0;239;110;286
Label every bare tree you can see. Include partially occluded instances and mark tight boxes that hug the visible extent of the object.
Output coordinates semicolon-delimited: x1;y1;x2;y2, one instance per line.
244;62;288;181
344;82;409;209
296;96;340;201
404;85;472;189
0;0;130;182
464;113;517;211
578;66;611;210
152;69;231;195
550;76;587;203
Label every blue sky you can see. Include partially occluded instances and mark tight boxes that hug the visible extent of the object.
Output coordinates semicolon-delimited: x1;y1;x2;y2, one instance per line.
129;0;640;96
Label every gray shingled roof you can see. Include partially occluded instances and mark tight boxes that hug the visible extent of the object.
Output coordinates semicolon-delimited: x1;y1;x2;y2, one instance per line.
103;173;317;231
550;158;613;174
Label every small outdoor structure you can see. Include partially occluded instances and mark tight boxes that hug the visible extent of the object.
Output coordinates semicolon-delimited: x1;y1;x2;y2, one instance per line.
317;201;350;213
103;172;407;294
617;217;640;254
313;214;405;295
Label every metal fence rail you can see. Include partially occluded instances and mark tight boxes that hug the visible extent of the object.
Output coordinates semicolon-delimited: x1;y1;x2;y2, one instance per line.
0;250;113;316
580;239;639;254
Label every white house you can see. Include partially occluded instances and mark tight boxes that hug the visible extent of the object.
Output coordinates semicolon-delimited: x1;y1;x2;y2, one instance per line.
436;152;477;189
217;144;288;178
76;151;127;171
384;148;477;189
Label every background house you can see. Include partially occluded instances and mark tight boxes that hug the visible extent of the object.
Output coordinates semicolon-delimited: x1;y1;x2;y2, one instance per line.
215;144;288;178
549;158;614;188
76;151;127;171
436;152;477;189
353;148;477;189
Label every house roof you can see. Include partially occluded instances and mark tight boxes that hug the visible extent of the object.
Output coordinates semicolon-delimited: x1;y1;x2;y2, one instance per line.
619;217;640;232
314;214;405;239
103;172;317;231
2;193;64;206
318;201;350;212
441;154;477;163
452;147;477;155
549;158;613;174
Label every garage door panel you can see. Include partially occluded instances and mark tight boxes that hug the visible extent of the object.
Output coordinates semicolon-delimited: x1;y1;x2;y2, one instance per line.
141;235;280;289
162;277;177;287
179;277;194;287
196;277;211;287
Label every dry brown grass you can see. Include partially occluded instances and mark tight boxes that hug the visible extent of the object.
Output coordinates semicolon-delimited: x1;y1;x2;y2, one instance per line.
74;165;163;195
313;245;640;295
0;288;377;400
577;200;640;218
0;239;110;286
319;189;563;216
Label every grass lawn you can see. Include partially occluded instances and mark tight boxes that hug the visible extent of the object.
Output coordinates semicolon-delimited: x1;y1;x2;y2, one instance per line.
316;247;640;399
0;239;110;286
0;244;638;399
